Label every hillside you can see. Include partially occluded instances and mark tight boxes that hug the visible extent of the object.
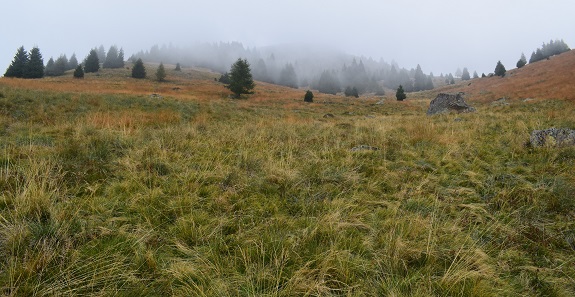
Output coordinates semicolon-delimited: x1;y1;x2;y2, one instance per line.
1;63;575;296
428;49;575;102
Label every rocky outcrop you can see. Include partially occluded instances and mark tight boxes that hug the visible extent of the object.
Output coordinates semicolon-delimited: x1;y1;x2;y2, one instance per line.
529;128;575;147
426;92;476;115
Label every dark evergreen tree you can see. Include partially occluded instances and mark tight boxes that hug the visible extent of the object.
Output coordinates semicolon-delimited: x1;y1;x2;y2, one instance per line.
396;85;406;101
473;71;479;79
481;73;486;78
304;90;314;102
84;49;100;73
44;58;56;76
156;62;166;81
461;67;471;80
278;63;298;88
131;58;146;79
425;76;434;90
175;63;181;71
413;64;427;91
226;58;255;98
344;86;359;98
494;61;506;77
516;53;527;68
67;53;78;71
4;46;28;78
117;48;125;68
73;65;84;78
24;47;44;78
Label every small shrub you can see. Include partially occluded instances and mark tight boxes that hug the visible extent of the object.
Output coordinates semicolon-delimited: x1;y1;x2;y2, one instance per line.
304;90;314;102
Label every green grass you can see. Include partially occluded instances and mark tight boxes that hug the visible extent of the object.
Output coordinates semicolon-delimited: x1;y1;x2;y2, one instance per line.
1;81;574;296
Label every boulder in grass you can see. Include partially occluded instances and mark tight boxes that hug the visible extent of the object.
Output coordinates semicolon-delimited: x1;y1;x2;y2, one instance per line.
427;92;476;115
529;128;575;147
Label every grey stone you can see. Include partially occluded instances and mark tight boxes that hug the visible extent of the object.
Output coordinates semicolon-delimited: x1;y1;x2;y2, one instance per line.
530;128;575;147
427;92;476;115
351;145;380;152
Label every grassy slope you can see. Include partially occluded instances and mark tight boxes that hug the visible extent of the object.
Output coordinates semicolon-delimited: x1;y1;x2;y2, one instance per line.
0;63;574;296
424;49;575;102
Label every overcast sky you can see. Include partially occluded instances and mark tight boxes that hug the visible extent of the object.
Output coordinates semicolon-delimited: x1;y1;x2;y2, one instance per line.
1;0;574;76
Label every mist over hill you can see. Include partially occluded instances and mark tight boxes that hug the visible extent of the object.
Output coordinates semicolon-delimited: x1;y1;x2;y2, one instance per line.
129;42;435;95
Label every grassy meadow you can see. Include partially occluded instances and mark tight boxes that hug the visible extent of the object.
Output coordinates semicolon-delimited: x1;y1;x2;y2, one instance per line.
1;65;575;296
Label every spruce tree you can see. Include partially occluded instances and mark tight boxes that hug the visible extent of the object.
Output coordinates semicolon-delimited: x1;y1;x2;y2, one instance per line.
175;63;181;71
24;47;44;78
84;49;100;73
304;90;314;102
494;61;506;77
54;55;67;76
117;48;125;68
473;71;479;79
131;58;146;79
461;67;471;80
73;65;84;78
4;46;28;78
396;85;406;101
156;62;166;81
103;45;119;68
45;58;56;76
226;58;255;98
279;63;298;88
68;53;78;70
317;70;341;95
516;53;527;68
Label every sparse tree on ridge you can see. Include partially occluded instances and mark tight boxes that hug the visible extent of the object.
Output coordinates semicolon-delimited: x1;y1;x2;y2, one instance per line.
396;85;406;101
4;46;28;78
461;67;471;80
84;49;100;73
68;53;78;70
156;62;166;81
517;53;527;68
132;58;146;79
226;58;255;98
24;47;44;78
494;60;506;77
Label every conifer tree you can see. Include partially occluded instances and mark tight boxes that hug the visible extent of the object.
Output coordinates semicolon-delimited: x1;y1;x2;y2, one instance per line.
73;65;84;78
226;58;255;98
84;49;100;73
117;48;125;68
304;90;314;102
516;53;527;68
103;45;119;68
132;58;146;79
396;85;406;101
45;58;56;76
175;63;181;71
279;63;298;88
68;53;78;70
317;70;340;95
461;67;471;80
494;61;506;77
473;71;479;79
24;47;44;78
4;46;28;78
156;62;166;81
54;55;67;76
96;45;106;62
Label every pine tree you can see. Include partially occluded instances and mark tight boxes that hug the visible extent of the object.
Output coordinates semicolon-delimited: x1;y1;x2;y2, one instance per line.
117;48;125;68
304;90;314;102
175;63;181;71
73;65;84;78
494;61;506;77
317;70;341;95
473;71;479;79
279;63;298;88
54;55;67;76
516;53;527;68
84;49;100;73
156;62;166;81
461;67;471;80
396;85;406;101
226;58;255;98
103;45;119;68
68;53;78;71
45;58;56;76
96;45;106;62
132;58;146;79
24;47;44;78
4;46;28;78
